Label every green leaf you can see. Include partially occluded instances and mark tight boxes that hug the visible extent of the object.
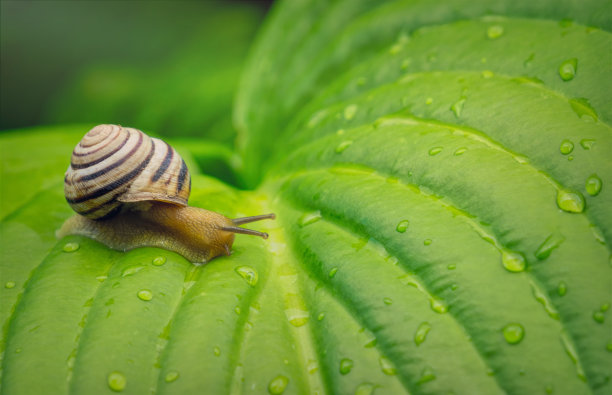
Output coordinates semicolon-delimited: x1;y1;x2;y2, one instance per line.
2;0;612;394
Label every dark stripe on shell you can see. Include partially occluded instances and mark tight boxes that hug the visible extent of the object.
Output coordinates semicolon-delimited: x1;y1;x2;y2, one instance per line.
78;132;143;182
66;140;155;204
151;141;174;182
78;126;120;148
177;159;188;193
71;131;131;169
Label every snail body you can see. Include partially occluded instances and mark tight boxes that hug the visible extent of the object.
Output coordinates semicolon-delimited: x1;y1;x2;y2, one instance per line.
58;124;274;264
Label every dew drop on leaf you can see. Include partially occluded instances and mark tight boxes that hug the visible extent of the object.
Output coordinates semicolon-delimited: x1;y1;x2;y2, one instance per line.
487;25;504;39
501;250;526;272
63;242;79;253
383;297;393;305
343;104;358;120
423;239;432;246
414;322;431;346
121;266;144;277
450;97;466;118
379;356;396;375
339;358;354;375
430;298;447;314
213;346;221;356
164;370;179;383
268;375;289;395
570;99;598;121
396;220;409;233
593;311;605;323
556;189;585;213
534;232;565;260
418;366;436;383
428;147;443;156
355;383;375;395
558;58;577;81
235;266;258;287
425;97;433;105
558;281;568;296
317;312;325;321
107;371;126;392
335;140;353;153
361;328;377;348
585;174;602;196
580;138;596;149
447;264;456;270
152;256;166;266
299;211;321;227
606;343;612;352
137;289;153;301
545;384;554;394
5;281;15;289
559;139;574;155
454;147;467;156
502;323;525;344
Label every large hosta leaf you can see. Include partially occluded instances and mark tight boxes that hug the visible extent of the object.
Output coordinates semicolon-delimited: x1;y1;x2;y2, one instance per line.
2;0;611;394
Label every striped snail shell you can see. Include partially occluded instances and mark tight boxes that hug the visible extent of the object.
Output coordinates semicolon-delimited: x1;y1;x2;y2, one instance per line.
64;124;190;220
59;124;275;264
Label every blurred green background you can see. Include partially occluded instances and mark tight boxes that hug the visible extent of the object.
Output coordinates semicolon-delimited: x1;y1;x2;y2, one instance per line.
0;0;271;145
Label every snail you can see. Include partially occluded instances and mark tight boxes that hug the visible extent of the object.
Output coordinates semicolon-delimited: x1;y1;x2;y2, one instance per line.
57;124;275;264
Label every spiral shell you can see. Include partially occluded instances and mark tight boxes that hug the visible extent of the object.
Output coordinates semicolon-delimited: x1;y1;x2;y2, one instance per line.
64;124;191;220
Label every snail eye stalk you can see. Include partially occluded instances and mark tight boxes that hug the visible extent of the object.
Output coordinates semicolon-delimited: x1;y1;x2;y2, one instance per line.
231;213;276;225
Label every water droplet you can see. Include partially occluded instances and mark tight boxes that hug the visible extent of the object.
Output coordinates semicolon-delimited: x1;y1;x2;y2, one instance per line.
425;97;433;105
418;366;436;384
451;97;466;118
213;346;221;356
558;58;577;81
531;282;559;320
152;256;166;266
121;266;144;277
556;189;585;213
606;342;612;352
235;266;258;287
344;105;358;120
335;140;353;153
501;250;526;272
535;232;565;260
585;174;602;196
593;311;605;323
329;267;338;278
383;297;393;305
268;375;289;395
317;312;325;321
580;138;596;149
482;70;494;79
559;140;574;155
165;370;179;383
377;356;396;375
63;242;79;253
423;239;432;246
601;303;610;312
454;147;467;156
339;358;354;375
567;155;574;161
570;98;598;121
355;383;375;395
401;58;412;70
430;299;447;313
286;303;309;327
234;306;241;315
137;289;153;301
502;323;525;344
414;322;431;346
299;211;322;227
396;220;409;233
545;384;554;394
107;371;126;392
558;281;567;296
447;264;456;270
362;328;377;348
561;331;586;380
487;25;504;39
428;147;443;156
5;281;15;289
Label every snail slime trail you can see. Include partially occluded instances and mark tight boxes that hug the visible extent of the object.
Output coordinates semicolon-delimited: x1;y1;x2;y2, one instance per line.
57;124;275;264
